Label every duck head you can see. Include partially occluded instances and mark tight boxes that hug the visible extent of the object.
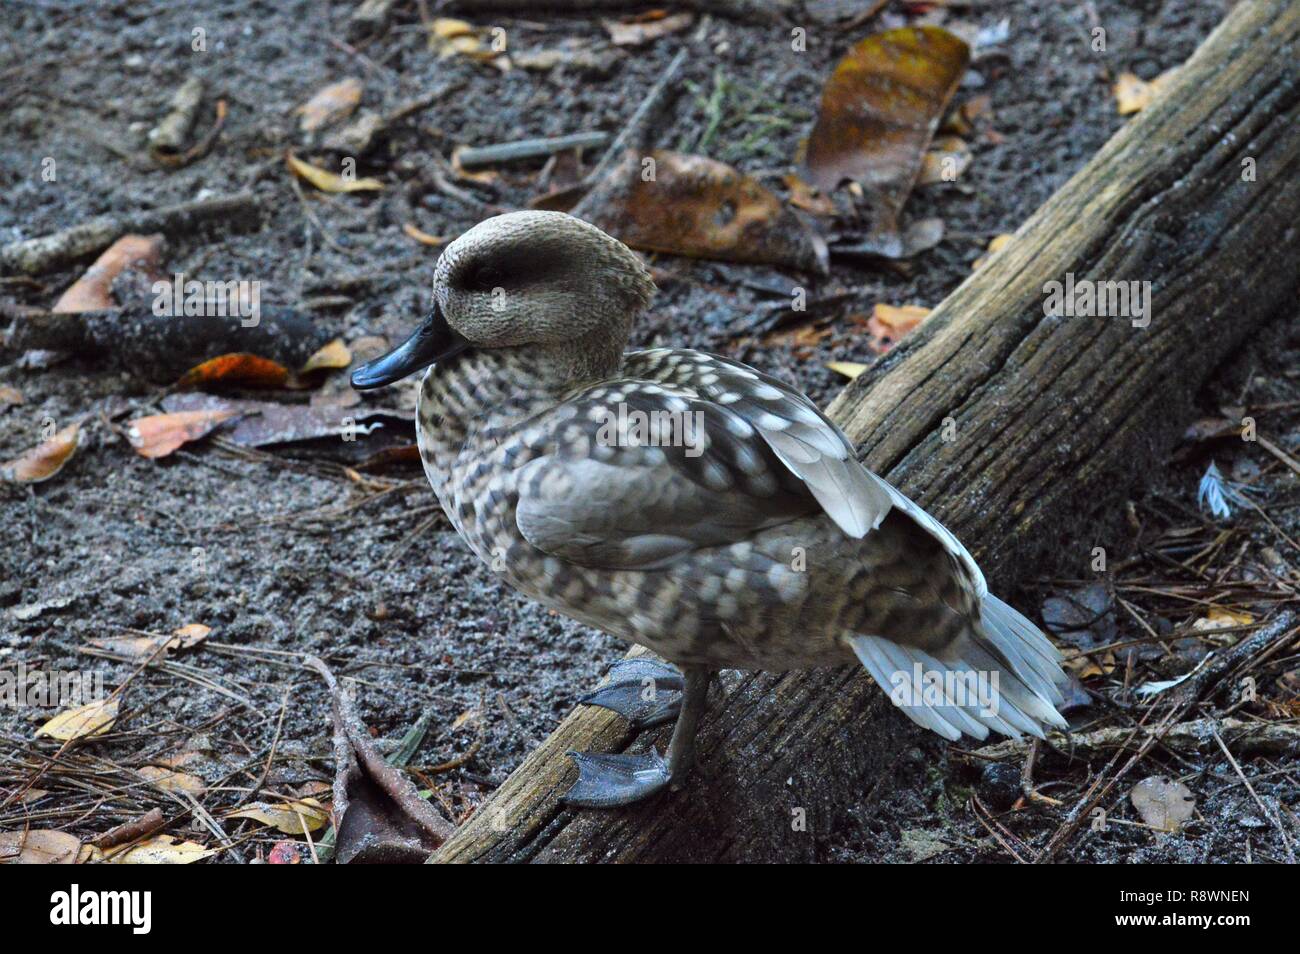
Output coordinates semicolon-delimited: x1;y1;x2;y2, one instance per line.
351;211;655;389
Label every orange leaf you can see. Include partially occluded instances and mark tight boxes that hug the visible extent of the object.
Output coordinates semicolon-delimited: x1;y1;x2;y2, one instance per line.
867;304;931;354
402;222;445;246
0;423;81;483
176;353;290;390
127;408;238;459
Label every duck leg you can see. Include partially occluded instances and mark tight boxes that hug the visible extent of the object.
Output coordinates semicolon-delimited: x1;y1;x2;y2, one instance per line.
563;666;711;808
577;657;684;729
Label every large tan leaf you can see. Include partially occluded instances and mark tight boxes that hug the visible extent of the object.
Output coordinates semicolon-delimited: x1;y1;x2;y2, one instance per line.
53;234;164;313
128;408;238;459
36;696;119;741
105;834;216;864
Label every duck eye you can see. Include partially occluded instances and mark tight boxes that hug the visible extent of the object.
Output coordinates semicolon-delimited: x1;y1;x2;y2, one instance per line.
467;263;504;291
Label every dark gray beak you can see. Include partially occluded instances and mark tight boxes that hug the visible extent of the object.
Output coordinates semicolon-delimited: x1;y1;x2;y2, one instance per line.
350;303;471;390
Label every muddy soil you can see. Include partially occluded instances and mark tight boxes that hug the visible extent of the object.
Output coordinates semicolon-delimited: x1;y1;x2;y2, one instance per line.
6;0;1293;864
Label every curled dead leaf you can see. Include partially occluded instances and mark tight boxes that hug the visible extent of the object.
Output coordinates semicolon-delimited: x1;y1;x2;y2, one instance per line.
603;11;694;47
286;152;384;193
128;408;238;459
300;338;352;375
583;150;828;274
1114;69;1178;116
104;834;216;864
918;136;972;185
0;385;24;406
867;304;931;354
1;423;81;483
37;696;120;741
402;222;445;246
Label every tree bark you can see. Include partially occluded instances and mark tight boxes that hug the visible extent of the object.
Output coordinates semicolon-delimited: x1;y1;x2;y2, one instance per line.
430;0;1300;863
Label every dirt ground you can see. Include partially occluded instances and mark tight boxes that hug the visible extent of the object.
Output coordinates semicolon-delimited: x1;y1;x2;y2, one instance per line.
4;0;1297;864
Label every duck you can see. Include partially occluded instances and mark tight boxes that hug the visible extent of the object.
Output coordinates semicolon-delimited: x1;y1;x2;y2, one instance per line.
351;210;1068;808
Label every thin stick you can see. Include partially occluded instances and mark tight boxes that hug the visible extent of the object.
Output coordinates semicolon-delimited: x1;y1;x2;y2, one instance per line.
1210;726;1295;863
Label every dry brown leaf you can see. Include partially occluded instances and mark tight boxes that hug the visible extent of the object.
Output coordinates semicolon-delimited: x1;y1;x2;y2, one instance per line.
53;234;165;313
0;385;24;406
0;829;82;864
88;623;209;661
104;834;216;864
298;77;363;132
428;17;508;68
176;353;291;390
1;423;81;483
402;222;446;246
127;408;238;459
804;26;970;255
783;173;836;216
603;11;694;46
286;152;384;193
228;798;330;835
300;338;352;375
1130;776;1195;832
36;696;120;741
584;149;828;274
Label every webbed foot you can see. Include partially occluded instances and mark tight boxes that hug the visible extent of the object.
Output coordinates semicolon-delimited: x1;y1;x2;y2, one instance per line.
562;750;672;807
577;657;683;729
563;666;711;809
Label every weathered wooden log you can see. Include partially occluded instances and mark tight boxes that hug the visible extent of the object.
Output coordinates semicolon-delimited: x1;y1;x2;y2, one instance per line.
431;0;1300;863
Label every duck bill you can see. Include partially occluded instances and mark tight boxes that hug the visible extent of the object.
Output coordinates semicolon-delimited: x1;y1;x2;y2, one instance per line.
350;303;471;390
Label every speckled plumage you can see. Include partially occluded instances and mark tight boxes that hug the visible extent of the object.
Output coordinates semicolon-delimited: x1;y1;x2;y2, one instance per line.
383;211;1067;754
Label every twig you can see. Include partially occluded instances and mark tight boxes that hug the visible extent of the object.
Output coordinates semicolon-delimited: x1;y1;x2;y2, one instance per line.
1210;725;1295;863
456;132;609;169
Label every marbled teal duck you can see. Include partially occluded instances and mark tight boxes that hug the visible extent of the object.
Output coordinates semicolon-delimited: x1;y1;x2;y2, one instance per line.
352;211;1067;807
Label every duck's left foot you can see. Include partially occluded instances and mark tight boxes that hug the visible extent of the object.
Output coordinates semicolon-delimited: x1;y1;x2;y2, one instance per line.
577;657;683;730
562;666;710;809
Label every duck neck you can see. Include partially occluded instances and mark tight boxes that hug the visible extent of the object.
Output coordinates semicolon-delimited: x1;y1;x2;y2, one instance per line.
419;343;624;454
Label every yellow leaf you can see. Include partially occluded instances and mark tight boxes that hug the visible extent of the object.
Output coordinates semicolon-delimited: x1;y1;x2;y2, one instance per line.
37;696;119;741
973;233;1014;270
1114;69;1177;116
286;153;384;193
105;834;216;864
300;338;352;375
227;798;329;835
827;361;870;380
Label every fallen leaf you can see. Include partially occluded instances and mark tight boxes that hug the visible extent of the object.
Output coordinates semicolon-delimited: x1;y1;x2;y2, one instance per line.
1114;69;1177;115
286;152;384;193
127;408;239;459
298;77;363;132
603;11;694;46
428;17;508;69
105;834;216;864
1;423;81;483
37;696;120;741
267;841;302;864
0;385;24;406
1130;776;1195;832
783;173;836;216
52;234;164;313
973;232;1014;269
0;829;82;864
582;149;828;274
804;26;970;256
160;393;411;451
138;765;207;795
402;222;445;246
918;135;972;185
228;798;330;835
9;594;77;621
828;361;870;379
867;303;931;354
88;623;209;661
176;353;291;390
300;338;352;375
